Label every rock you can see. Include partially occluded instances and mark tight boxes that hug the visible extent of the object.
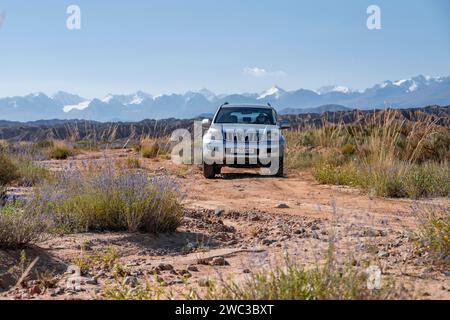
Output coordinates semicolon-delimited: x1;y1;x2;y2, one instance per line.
214;208;225;215
312;231;320;240
198;278;212;287
85;277;98;285
294;228;306;235
243;269;252;274
21;293;32;300
29;285;42;295
377;251;390;258
261;239;273;246
156;263;174;271
444;271;450;277
123;276;138;288
311;225;320;231
53;287;64;295
178;270;192;278
210;256;229;266
276;203;290;209
226;240;239;246
187;265;199;272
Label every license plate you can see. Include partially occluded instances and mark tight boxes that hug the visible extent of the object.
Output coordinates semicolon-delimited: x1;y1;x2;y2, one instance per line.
235;148;254;154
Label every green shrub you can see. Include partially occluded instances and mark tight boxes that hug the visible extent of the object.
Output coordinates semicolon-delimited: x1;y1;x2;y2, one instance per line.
49;145;73;160
0;153;19;185
140;138;170;159
415;205;450;267
29;165;183;234
192;258;398;300
141;139;160;159
286;151;319;170
35;140;55;149
0;204;49;249
313;158;449;198
15;160;52;187
126;157;141;169
341;143;356;156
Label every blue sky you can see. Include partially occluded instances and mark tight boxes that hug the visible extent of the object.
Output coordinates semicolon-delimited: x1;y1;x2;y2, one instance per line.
0;0;449;98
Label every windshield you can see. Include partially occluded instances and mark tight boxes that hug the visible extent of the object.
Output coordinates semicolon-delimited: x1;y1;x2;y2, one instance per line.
214;107;276;125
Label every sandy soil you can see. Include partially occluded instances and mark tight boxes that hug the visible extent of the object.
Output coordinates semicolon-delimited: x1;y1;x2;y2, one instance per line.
1;149;449;300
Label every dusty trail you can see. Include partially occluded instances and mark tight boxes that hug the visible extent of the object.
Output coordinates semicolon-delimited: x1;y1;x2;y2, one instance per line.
182;166;441;225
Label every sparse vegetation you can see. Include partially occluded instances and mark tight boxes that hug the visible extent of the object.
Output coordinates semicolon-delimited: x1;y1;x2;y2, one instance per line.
28;162;183;234
0;153;19;185
415;205;450;268
101;282;163;300
188;246;402;300
48;141;74;160
0;204;49;249
140;138;170;159
0;142;52;186
286;110;450;198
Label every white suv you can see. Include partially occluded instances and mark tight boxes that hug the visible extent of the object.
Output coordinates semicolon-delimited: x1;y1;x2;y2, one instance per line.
202;103;290;179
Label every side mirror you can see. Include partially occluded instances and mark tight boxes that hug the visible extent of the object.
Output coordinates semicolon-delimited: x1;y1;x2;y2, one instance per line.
279;120;291;130
202;119;210;126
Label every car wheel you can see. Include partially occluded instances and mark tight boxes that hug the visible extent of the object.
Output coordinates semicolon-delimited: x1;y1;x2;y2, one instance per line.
275;157;284;177
203;163;216;179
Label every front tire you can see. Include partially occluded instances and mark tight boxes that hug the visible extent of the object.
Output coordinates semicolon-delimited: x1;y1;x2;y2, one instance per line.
203;163;216;179
274;157;284;177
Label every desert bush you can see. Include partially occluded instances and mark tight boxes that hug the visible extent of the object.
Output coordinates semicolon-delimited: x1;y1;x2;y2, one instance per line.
0;204;49;249
0;153;19;185
415;205;450;267
190;256;398;300
287;110;450;198
126;157;141;169
141;138;160;158
34;140;55;149
0;140;8;153
15;160;52;187
285;151;321;170
74;140;100;151
100;281;165;300
0;146;51;187
140;138;170;159
29;163;183;234
48;141;74;160
313;157;449;198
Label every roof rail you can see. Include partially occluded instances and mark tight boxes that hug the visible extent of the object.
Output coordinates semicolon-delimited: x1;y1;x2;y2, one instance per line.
220;102;229;107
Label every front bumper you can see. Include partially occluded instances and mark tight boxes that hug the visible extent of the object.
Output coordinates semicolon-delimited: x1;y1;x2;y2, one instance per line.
203;141;283;166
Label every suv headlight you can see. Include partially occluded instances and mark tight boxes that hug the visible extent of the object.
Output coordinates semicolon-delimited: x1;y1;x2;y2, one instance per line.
203;128;222;144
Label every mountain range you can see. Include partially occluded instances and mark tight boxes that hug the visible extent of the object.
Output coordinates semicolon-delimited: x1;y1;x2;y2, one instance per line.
1;75;449;122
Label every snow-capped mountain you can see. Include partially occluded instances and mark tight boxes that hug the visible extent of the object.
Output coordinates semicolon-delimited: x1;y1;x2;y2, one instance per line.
1;75;449;122
317;85;352;95
258;86;286;100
